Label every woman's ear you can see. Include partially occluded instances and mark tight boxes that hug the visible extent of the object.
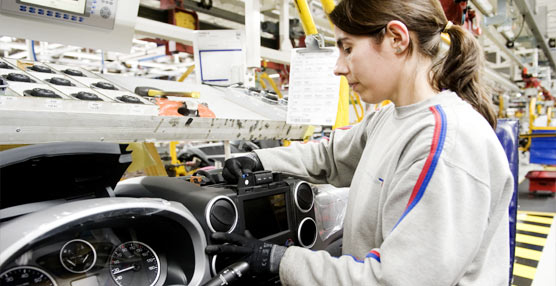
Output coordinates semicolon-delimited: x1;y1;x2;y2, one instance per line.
385;20;410;54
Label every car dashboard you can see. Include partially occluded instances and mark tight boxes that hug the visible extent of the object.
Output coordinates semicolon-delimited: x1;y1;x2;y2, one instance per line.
0;142;346;286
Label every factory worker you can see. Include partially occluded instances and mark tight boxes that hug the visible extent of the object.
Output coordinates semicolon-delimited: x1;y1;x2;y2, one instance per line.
206;0;514;285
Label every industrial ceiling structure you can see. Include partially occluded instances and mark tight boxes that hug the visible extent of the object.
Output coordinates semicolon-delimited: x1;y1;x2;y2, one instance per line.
0;0;553;95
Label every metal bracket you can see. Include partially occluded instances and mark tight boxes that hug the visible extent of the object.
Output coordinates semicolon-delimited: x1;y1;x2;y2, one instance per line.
484;0;507;26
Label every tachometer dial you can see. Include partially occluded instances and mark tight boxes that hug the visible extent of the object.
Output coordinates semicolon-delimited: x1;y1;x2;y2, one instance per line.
109;241;160;286
0;266;57;286
60;239;97;273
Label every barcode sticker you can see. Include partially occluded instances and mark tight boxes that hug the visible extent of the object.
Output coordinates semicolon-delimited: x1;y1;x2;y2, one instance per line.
130;105;143;114
88;102;102;110
45;99;63;109
0;96;17;105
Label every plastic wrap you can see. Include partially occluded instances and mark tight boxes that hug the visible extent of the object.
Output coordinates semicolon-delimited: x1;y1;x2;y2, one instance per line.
313;184;350;241
495;119;519;283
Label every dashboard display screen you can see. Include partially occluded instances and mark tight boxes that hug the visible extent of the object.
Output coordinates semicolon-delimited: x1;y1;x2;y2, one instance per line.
20;0;87;14
244;193;289;239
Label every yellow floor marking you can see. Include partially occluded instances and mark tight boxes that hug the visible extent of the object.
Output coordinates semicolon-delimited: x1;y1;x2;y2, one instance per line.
516;223;551;234
516;233;547;246
512;263;537;280
517;213;555;225
517;210;556;217
514;246;543;261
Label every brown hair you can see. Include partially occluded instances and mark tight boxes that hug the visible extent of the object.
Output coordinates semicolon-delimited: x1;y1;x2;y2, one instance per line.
329;0;497;128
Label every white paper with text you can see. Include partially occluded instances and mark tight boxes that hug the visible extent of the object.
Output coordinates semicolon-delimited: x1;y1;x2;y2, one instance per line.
287;48;341;125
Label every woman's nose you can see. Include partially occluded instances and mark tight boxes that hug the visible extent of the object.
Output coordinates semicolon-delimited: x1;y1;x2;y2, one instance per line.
334;57;348;76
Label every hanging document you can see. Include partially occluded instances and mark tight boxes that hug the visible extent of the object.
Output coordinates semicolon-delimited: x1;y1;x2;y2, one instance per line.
287;48;341;125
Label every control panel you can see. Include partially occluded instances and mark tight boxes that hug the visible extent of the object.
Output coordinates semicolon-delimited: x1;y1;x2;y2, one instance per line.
1;0;117;29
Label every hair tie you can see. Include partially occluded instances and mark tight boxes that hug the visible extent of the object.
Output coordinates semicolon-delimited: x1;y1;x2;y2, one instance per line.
444;21;453;32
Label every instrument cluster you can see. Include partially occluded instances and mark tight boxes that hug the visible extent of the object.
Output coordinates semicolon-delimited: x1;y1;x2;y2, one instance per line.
0;213;196;286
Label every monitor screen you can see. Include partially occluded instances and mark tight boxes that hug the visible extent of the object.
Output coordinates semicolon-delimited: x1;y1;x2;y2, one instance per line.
21;0;87;15
243;193;289;239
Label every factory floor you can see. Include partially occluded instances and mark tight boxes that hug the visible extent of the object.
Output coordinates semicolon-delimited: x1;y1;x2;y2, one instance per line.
511;156;556;286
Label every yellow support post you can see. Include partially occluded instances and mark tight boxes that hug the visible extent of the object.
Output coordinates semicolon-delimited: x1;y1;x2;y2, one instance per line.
169;141;186;177
293;0;318;36
547;107;552;126
529;98;537;132
319;0;335;14
178;65;196;82
319;0;336;29
333;76;350;129
498;94;504;118
322;0;352;129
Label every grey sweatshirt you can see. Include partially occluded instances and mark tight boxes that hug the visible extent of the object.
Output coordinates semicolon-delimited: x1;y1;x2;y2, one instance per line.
254;91;514;285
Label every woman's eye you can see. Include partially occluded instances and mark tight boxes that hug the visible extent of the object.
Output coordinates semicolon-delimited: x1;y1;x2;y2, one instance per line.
343;47;351;54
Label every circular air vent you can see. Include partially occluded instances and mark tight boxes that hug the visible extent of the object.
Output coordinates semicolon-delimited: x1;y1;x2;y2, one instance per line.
297;217;317;248
6;73;33;82
0;62;13;69
92;82;117;90
63;69;85;77
117;95;143;104
25;88;61;98
29;65;54;73
73;92;102;101
48;77;73;86
294;181;314;213
205;196;238;233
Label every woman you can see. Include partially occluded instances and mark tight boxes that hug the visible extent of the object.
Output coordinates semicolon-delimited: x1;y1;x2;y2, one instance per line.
206;0;514;284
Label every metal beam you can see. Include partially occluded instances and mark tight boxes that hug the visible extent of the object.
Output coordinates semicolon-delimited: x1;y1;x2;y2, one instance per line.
261;46;290;64
481;24;526;69
177;0;245;24
484;67;521;92
484;0;507;25
245;0;261;68
514;0;556;71
135;17;195;45
135;17;291;64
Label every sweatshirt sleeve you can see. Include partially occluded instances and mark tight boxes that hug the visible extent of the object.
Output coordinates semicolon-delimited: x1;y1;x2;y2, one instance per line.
279;157;512;286
254;112;375;187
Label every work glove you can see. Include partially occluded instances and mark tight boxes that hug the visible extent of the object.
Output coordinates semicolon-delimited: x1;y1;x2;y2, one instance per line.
205;232;287;275
222;152;263;183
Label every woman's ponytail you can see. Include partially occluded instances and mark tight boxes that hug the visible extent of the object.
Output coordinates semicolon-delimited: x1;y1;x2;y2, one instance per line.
432;25;497;129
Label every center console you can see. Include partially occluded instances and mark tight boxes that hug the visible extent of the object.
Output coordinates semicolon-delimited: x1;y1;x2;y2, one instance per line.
114;170;332;282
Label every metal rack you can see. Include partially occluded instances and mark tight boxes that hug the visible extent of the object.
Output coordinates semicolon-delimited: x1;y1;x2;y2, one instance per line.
0;58;309;144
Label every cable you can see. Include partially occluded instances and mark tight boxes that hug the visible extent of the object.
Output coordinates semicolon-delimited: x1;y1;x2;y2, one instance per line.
512;14;526;41
101;50;105;74
31;40;38;61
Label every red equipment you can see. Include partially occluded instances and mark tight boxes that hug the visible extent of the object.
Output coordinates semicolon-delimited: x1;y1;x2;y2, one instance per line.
526;171;556;194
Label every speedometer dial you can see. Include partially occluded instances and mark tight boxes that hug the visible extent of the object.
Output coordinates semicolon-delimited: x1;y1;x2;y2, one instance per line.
0;266;57;286
60;239;96;273
109;241;160;286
